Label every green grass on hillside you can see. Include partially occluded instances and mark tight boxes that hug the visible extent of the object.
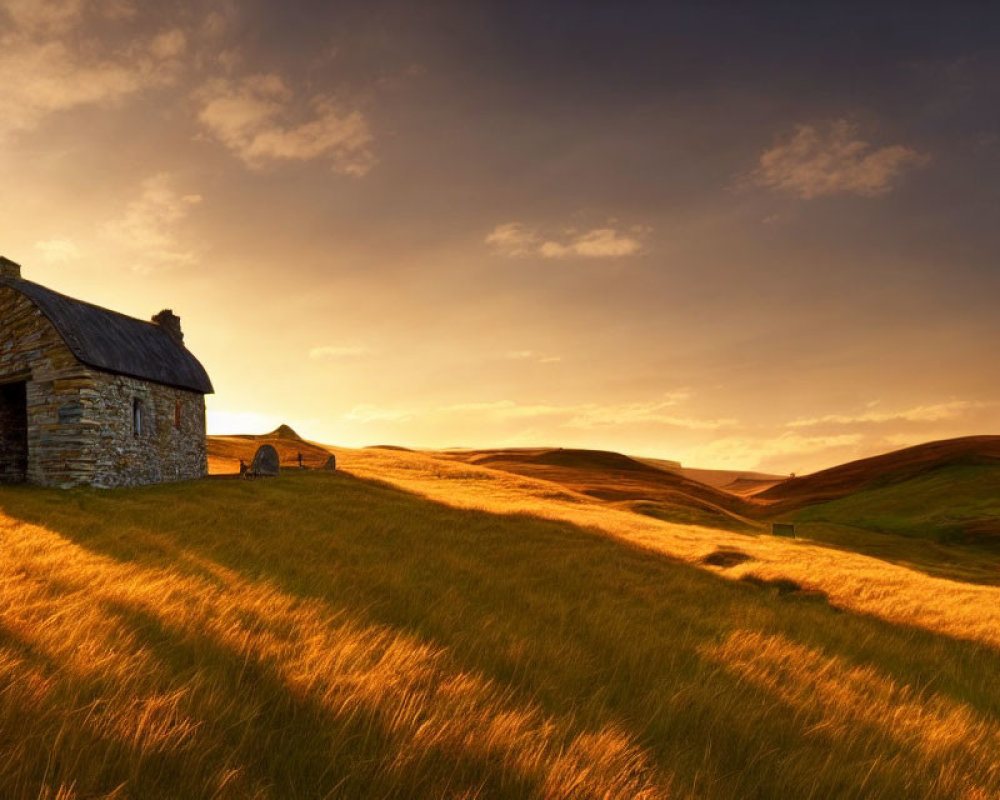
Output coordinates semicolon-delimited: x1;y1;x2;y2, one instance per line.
792;464;1000;544
1;473;1000;798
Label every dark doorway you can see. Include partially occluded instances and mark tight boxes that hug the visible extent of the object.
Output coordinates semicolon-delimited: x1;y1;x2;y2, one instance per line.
0;381;28;483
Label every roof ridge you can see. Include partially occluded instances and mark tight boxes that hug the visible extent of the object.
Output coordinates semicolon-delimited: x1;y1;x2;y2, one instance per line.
2;276;167;332
1;276;213;394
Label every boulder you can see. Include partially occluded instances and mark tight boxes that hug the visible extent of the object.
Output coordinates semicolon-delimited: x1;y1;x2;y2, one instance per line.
323;454;337;471
250;444;280;477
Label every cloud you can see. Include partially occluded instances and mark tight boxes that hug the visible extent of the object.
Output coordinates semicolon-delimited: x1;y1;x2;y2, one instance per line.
786;400;987;429
309;345;370;359
695;433;865;471
1;0;88;34
344;404;414;423
540;228;644;258
340;392;726;433
562;396;731;431
0;1;186;137
439;400;518;414
35;237;81;263
747;120;929;198
148;28;186;60
437;392;728;431
484;223;539;256
505;350;561;364
487;222;647;259
196;74;375;175
102;174;202;272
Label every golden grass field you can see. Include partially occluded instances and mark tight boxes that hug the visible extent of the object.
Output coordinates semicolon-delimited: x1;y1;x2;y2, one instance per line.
0;437;998;798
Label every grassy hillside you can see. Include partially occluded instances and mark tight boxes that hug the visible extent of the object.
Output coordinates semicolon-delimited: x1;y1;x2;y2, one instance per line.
2;451;1000;798
439;447;761;533
207;427;333;474
792;463;1000;544
757;435;1000;512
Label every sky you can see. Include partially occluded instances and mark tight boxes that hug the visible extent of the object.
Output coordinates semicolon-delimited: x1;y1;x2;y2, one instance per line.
1;0;998;474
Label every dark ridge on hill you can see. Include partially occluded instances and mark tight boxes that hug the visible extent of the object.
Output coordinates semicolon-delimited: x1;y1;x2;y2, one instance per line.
365;445;413;451
474;447;661;474
758;435;1000;512
440;447;759;521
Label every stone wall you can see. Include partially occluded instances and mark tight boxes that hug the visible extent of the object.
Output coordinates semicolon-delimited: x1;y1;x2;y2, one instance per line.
1;287;95;486
85;373;206;488
0;286;207;488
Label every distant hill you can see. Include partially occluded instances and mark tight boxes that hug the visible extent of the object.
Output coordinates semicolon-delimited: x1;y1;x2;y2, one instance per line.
207;427;333;473
790;463;1000;545
436;438;1000;540
440;447;762;532
207;433;1000;544
757;436;1000;512
632;457;783;492
265;424;304;441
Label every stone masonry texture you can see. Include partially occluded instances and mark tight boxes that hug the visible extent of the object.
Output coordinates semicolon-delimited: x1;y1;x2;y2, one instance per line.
0;287;207;488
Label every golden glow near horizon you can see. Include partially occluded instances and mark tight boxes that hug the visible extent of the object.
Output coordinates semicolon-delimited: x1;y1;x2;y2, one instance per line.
1;1;997;474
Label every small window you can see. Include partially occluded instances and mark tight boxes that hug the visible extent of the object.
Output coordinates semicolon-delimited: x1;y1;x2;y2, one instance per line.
174;400;182;429
133;398;143;438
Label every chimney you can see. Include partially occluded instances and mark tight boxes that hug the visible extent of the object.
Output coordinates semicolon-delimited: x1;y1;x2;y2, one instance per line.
152;309;184;345
0;256;21;280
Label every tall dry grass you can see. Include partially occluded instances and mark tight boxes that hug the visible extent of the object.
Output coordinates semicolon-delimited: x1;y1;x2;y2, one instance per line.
335;446;1000;650
0;451;997;798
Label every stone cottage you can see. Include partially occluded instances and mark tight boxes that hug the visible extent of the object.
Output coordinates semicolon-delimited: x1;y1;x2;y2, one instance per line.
0;256;213;488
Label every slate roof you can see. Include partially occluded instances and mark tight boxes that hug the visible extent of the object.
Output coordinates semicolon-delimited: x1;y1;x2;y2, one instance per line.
0;277;213;394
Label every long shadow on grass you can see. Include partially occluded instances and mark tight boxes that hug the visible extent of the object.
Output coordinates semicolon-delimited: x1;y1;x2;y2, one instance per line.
97;600;549;799
0;620;201;799
3;474;1000;798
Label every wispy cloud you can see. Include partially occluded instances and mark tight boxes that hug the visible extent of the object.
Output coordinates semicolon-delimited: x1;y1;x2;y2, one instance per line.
344;404;414;423
196;74;375;175
487;222;648;259
341;392;726;433
694;433;865;471
34;237;81;263
102;174;202;272
439;400;518;414
747;120;929;198
438;392;727;430
786;400;987;428
0;0;186;137
309;344;371;359
505;350;561;364
539;228;645;258
485;223;539;256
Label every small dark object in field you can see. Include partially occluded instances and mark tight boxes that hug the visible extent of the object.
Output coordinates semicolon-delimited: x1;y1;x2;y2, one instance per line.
741;574;830;605
297;452;303;468
246;445;279;479
702;549;754;568
771;523;795;538
323;455;337;471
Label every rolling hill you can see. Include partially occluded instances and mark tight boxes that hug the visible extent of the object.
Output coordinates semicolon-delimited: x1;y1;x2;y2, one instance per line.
790;463;1000;545
756;435;1000;512
3;446;1000;798
207;425;334;474
438;447;763;532
209;434;1000;548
